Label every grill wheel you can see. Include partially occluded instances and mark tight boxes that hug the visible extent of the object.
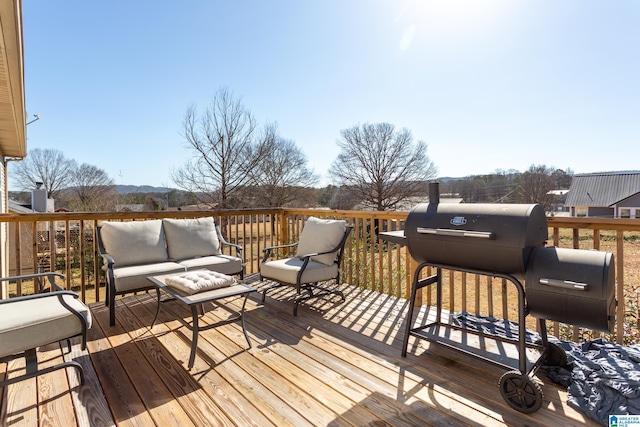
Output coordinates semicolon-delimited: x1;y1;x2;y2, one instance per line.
543;341;568;367
498;370;544;413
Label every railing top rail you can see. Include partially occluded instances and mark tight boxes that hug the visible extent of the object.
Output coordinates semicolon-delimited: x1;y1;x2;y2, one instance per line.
547;216;640;231
0;209;284;223
1;209;638;231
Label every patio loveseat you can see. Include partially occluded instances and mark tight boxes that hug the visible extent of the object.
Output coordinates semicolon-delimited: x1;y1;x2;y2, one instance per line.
97;217;243;326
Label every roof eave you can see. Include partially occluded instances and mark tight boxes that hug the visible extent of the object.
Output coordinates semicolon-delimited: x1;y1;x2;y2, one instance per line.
0;0;26;159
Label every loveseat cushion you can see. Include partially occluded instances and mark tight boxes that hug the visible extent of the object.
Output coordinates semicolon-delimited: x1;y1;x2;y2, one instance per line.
111;262;186;293
296;217;347;266
179;255;243;276
0;293;92;359
100;220;168;267
163;217;221;260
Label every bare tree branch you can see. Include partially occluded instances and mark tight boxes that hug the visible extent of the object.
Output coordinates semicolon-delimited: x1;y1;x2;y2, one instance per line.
10;148;76;198
329;123;437;211
247;123;318;207
67;163;117;211
172;88;260;209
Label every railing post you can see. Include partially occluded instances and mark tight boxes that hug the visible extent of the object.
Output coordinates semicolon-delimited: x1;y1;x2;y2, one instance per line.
617;230;624;344
278;211;288;246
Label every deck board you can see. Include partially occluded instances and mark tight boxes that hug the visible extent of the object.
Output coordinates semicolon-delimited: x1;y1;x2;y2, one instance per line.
1;275;599;426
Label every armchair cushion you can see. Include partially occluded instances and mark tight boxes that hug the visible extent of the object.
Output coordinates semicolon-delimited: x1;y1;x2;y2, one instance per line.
0;292;92;359
295;217;347;266
163;217;221;260
260;257;339;285
100;220;168;267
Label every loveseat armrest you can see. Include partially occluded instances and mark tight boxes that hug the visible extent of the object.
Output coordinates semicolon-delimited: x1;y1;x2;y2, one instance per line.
96;226;116;269
216;224;243;259
99;251;115;268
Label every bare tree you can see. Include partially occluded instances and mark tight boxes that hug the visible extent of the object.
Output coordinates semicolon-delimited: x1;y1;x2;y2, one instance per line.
248;123;318;207
551;168;574;189
517;164;556;211
67;163;117;211
329;123;437;211
172;87;263;209
10;148;76;198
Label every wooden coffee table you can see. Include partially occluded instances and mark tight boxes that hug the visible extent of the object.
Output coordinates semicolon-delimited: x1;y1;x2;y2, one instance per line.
147;272;255;369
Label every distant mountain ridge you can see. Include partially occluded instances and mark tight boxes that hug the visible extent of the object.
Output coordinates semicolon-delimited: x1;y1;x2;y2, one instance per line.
117;185;172;194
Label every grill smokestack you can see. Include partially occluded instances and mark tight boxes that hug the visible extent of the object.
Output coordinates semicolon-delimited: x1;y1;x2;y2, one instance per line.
429;181;440;204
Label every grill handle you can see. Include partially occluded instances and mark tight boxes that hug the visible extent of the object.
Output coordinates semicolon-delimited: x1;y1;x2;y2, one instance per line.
416;227;494;239
539;278;588;291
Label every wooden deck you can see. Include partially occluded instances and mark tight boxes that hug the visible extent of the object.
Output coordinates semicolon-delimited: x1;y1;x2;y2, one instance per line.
1;274;598;427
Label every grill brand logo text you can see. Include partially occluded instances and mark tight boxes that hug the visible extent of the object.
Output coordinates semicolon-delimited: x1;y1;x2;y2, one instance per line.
450;216;467;226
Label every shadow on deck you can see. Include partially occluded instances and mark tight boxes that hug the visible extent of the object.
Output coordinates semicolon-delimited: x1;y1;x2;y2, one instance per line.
1;274;597;426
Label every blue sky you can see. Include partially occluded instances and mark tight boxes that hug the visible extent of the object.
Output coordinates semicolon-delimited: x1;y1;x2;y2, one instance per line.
18;0;640;188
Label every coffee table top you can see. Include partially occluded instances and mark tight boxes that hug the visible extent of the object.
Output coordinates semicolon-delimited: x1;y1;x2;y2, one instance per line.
148;272;255;305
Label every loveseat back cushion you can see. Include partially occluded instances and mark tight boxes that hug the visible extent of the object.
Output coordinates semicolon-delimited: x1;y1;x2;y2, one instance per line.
162;217;221;260
100;220;168;267
295;217;347;266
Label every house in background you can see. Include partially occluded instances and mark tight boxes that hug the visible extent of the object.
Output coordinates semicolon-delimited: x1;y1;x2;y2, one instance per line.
565;171;640;218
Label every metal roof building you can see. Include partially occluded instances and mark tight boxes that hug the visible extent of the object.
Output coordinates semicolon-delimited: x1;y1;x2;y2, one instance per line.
565;171;640;218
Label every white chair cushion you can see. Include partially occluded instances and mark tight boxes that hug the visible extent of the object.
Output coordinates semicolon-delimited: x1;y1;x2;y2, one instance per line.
296;217;347;266
179;255;243;276
0;293;92;359
163;217;221;260
100;220;168;267
260;257;339;285
111;262;186;292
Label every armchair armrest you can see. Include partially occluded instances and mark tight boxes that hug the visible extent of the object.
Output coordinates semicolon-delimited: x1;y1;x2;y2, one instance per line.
261;242;299;263
0;272;65;293
0;289;79;305
296;236;350;261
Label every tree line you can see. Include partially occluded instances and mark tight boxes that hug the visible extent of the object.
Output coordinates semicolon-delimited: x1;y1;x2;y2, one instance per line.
10;87;572;213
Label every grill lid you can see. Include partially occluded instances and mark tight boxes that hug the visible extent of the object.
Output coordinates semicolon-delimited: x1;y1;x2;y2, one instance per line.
404;203;548;274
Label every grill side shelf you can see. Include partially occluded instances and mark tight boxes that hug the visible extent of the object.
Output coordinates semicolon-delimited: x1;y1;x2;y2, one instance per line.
377;230;407;246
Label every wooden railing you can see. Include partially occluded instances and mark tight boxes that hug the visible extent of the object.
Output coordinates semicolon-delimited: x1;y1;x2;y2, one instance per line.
1;209;638;345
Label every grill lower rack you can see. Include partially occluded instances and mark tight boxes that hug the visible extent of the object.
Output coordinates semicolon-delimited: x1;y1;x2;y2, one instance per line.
398;261;552;414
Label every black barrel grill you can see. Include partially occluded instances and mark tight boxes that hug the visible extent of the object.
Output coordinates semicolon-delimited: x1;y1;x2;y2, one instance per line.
379;183;616;413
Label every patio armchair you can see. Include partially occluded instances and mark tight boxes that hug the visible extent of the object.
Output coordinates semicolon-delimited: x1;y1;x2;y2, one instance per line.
259;217;353;315
0;273;92;387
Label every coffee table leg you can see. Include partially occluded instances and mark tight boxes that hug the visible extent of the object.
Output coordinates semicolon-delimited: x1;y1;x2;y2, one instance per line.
151;287;161;327
240;293;252;348
188;305;199;369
